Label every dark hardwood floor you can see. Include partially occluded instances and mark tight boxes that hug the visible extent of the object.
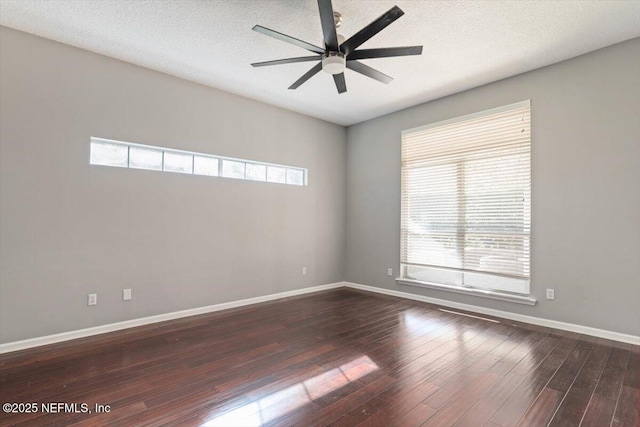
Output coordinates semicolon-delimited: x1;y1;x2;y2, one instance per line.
0;288;638;426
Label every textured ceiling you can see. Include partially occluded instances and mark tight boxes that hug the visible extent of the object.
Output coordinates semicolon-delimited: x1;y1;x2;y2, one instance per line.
1;0;639;126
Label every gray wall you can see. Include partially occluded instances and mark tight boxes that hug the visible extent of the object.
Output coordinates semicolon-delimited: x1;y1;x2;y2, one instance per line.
0;27;346;343
1;26;638;345
346;38;640;336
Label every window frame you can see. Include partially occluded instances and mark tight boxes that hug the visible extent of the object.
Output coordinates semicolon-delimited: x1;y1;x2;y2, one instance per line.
398;101;535;305
89;137;308;187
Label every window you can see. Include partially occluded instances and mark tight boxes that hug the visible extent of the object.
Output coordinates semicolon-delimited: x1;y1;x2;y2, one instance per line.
89;141;128;167
221;159;245;179
246;163;267;181
193;156;219;177
129;146;163;171
267;166;286;184
400;101;531;301
89;137;307;186
164;151;193;174
286;168;305;186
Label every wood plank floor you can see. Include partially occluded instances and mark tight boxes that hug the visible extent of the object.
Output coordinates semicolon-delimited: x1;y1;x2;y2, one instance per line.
1;288;638;426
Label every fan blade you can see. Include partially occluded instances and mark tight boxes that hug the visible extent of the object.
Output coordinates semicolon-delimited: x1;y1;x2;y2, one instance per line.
347;46;422;60
347;60;393;84
340;6;404;55
317;0;338;51
333;73;347;94
289;63;323;90
252;56;321;67
253;25;324;54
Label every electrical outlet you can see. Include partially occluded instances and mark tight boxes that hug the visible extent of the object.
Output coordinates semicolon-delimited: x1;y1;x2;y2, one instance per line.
387;268;393;277
546;289;555;300
123;289;132;301
302;267;307;276
88;293;97;306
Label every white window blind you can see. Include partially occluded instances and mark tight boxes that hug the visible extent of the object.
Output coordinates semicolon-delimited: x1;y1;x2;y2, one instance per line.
401;101;531;295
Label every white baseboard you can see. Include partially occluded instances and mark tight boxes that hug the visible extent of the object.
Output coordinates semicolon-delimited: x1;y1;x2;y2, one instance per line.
343;282;640;346
2;280;637;354
0;282;343;354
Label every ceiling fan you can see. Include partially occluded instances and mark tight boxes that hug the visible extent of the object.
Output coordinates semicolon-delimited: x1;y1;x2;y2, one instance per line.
251;0;423;94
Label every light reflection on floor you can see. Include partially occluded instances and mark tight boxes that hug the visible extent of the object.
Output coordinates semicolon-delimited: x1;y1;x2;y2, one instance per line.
402;311;447;333
200;355;379;426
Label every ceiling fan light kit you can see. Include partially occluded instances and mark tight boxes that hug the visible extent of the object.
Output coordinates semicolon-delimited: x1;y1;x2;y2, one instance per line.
322;52;345;75
251;0;423;94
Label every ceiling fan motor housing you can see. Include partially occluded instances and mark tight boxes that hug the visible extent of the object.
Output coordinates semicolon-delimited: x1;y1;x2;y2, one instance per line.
322;51;345;75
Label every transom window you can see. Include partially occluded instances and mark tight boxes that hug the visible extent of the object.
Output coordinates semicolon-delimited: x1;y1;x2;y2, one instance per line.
90;137;307;186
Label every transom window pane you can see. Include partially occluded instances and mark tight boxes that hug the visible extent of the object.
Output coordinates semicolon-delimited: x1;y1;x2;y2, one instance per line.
90;141;128;167
193;156;219;176
267;166;286;183
129;146;163;171
246;163;267;181
286;168;304;185
222;160;245;179
164;152;193;174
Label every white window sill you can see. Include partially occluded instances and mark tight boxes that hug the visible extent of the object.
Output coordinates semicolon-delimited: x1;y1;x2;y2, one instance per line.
396;278;537;306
